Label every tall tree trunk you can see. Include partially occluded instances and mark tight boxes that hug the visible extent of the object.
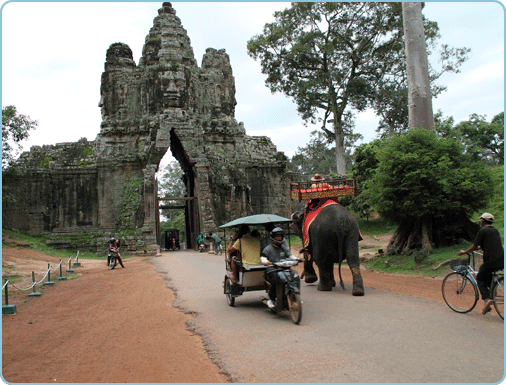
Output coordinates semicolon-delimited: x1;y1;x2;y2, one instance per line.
402;2;434;130
334;123;347;175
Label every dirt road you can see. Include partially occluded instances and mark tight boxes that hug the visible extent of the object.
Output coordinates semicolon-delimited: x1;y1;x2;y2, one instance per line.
2;239;503;382
2;256;228;383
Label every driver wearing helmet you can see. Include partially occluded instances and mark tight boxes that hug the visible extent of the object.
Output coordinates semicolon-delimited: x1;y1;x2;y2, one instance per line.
260;227;300;309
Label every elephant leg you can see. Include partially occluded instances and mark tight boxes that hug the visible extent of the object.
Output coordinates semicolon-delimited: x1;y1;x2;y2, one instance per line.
316;256;334;291
344;234;365;296
317;267;334;291
330;268;336;287
303;251;318;284
351;267;365;296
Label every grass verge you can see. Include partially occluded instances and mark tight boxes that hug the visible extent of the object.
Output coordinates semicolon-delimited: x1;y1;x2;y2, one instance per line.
2;229;131;261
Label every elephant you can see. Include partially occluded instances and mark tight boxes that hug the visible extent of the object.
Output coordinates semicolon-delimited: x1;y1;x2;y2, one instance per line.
291;201;365;296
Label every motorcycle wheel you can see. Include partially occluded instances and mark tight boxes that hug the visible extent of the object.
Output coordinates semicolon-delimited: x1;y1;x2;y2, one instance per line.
287;292;302;324
109;258;116;270
224;276;235;307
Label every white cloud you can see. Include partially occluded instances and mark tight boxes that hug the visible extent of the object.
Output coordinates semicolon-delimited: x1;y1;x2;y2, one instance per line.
248;122;313;157
468;60;504;83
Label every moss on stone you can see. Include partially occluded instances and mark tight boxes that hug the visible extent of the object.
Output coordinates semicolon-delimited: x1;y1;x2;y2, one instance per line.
117;177;143;230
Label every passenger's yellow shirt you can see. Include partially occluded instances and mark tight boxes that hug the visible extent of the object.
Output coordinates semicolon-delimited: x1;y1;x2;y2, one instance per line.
232;233;261;266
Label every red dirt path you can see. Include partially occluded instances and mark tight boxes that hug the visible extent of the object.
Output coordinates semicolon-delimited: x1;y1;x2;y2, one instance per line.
1;237;456;383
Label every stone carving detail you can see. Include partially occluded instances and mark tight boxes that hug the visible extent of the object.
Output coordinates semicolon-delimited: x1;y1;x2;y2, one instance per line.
3;2;293;254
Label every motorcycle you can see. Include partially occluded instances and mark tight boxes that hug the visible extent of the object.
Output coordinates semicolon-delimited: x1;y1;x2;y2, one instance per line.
262;258;302;324
108;253;118;270
198;242;206;253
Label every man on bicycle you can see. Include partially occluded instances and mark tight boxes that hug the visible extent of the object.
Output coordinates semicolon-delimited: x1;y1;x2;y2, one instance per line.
459;213;504;314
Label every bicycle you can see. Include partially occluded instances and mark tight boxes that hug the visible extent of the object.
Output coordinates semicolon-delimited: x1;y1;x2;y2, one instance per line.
442;251;504;319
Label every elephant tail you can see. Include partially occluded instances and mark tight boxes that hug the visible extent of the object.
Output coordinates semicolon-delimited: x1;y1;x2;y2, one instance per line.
338;262;345;290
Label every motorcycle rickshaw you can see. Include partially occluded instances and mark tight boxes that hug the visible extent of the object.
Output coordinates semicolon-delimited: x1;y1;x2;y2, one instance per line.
220;214;303;324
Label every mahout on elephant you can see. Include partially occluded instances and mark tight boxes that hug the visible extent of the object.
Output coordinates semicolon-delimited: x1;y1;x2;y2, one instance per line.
291;199;365;296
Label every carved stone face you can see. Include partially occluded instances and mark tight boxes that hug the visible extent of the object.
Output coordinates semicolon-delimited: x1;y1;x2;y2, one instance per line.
142;39;161;66
160;70;187;108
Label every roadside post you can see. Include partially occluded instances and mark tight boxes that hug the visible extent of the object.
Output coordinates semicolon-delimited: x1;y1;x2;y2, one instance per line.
28;272;42;297
2;279;17;315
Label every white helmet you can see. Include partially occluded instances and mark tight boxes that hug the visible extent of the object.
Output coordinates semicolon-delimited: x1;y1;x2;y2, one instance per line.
480;213;494;223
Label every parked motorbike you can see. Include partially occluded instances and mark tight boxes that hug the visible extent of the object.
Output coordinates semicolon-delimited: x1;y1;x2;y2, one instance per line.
198;242;206;253
262;259;302;324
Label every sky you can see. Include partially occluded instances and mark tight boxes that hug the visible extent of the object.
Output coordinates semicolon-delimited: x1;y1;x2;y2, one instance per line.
1;1;504;166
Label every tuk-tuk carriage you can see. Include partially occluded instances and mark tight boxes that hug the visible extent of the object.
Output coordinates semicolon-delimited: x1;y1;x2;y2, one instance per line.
220;214;302;324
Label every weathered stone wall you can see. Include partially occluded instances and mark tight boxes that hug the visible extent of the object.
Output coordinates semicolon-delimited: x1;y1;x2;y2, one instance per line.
2;2;295;254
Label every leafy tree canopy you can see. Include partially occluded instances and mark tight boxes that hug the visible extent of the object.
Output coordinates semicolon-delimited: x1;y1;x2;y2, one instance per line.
247;2;469;172
455;112;504;165
157;161;186;222
369;128;492;222
2;105;38;170
348;139;385;219
287;130;337;176
158;161;186;198
367;128;492;251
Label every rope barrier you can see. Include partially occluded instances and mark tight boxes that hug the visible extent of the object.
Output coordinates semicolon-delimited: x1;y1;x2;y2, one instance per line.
3;251;80;314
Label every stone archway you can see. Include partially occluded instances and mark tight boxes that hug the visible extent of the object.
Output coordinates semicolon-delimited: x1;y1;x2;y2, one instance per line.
156;128;199;250
2;2;293;254
94;2;293;253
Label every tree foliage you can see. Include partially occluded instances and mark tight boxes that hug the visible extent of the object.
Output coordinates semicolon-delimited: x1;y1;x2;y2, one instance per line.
349;139;385;219
2;105;38;170
247;2;469;172
367;128;492;254
157;161;186;222
248;2;405;173
158;161;186;198
433;110;504;165
455;112;504;165
287;130;337;176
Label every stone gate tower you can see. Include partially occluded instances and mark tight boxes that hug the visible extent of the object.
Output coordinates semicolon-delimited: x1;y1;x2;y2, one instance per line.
2;3;292;254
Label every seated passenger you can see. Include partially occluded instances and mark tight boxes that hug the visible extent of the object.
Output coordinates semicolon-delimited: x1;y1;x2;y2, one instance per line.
308;173;334;211
310;173;330;190
226;225;261;283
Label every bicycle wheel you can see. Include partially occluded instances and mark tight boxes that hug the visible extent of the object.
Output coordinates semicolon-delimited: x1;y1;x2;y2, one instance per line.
492;276;504;319
442;272;478;313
